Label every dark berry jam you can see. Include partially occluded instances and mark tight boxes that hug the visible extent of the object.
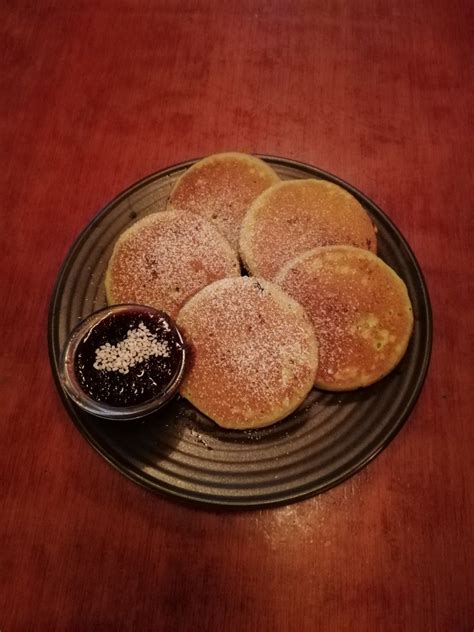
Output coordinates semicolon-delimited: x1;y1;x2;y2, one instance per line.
73;308;184;407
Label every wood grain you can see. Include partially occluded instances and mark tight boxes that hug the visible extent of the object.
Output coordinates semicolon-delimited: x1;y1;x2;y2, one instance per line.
1;1;472;630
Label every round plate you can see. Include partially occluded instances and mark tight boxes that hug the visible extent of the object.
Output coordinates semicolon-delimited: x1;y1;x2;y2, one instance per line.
48;156;432;507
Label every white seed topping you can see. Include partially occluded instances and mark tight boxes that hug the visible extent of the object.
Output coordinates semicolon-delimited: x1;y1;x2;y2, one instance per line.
93;321;170;374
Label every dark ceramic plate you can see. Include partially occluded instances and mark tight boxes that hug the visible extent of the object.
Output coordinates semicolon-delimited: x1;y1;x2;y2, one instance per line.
48;156;432;507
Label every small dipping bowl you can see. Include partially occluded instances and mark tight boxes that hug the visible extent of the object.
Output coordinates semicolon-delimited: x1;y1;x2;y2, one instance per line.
60;305;186;420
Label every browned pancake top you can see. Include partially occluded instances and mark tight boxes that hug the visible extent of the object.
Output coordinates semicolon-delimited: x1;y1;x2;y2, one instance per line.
276;246;413;390
240;179;377;279
105;211;240;319
167;152;279;249
176;277;318;429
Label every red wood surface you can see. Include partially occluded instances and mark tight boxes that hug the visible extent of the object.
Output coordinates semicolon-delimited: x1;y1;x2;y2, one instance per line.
1;2;473;630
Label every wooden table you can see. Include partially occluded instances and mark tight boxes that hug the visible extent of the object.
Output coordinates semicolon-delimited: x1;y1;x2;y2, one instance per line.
1;2;472;630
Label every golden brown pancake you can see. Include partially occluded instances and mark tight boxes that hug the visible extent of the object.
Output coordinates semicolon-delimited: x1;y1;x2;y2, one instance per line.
176;277;318;429
240;179;377;279
276;246;413;390
167;152;279;250
105;211;240;319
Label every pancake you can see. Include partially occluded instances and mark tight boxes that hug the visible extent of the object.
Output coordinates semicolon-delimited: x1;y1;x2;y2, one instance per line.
105;211;240;319
176;277;318;429
240;179;377;279
276;246;413;390
167;152;279;250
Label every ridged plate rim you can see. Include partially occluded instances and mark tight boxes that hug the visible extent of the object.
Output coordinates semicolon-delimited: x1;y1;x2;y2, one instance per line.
48;155;432;508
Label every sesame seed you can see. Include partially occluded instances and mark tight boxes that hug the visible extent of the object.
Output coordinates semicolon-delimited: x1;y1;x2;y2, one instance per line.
93;321;170;373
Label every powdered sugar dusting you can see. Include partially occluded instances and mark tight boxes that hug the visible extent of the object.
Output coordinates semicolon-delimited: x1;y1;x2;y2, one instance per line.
106;211;240;318
241;179;377;279
177;277;318;428
167;153;279;249
276;246;413;389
